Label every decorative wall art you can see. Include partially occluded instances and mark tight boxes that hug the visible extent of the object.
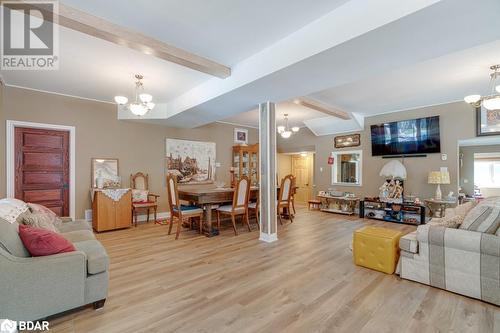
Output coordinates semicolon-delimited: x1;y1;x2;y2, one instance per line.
477;106;500;136
334;134;360;148
166;139;216;184
234;128;248;144
91;158;120;188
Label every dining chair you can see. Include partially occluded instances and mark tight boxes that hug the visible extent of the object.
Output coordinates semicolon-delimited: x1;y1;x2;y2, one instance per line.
216;176;251;235
166;174;204;240
248;196;260;230
290;175;297;215
277;174;294;225
130;172;160;226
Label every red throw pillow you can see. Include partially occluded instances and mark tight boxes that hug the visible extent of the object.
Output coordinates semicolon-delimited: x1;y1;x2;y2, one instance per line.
18;224;75;257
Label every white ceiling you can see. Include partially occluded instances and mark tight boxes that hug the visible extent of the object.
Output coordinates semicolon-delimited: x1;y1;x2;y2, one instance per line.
2;0;500;137
61;0;350;65
1;25;210;103
220;102;327;128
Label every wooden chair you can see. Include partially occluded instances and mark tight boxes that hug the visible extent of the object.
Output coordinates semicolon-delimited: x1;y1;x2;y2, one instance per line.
216;176;251;235
290;175;297;215
277;174;294;225
166;174;204;240
248;196;260;230
130;172;160;227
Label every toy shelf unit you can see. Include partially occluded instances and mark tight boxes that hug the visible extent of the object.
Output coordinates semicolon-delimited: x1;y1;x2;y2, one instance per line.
359;198;426;226
317;192;360;215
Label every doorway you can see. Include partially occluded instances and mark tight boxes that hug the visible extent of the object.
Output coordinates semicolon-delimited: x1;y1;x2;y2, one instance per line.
7;120;76;218
291;153;314;203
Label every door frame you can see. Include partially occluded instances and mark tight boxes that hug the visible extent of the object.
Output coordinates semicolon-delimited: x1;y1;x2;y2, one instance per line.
6;120;76;219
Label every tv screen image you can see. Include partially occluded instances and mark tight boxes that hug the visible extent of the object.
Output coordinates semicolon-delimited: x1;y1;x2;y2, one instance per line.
370;116;441;156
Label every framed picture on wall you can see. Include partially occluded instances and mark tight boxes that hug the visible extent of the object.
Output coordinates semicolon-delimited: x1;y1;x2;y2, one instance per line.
477;106;500;136
334;134;360;148
234;128;248;144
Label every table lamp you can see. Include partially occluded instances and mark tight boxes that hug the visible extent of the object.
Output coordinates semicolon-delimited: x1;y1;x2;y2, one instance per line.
428;171;450;200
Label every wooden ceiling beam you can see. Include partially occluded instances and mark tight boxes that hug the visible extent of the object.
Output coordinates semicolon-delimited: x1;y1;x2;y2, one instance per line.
293;97;351;120
13;1;231;78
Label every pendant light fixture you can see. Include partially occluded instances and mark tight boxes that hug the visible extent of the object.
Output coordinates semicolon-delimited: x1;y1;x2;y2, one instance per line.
277;114;300;139
114;74;155;116
464;65;500;111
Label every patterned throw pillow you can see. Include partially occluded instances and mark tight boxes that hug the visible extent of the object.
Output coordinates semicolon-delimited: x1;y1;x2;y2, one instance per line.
132;189;149;203
21;212;59;233
0;199;29;224
460;204;500;234
432;214;464;229
27;203;62;227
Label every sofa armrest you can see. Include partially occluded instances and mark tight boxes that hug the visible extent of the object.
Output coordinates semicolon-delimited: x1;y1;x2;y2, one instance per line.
416;224;499;255
0;249;87;321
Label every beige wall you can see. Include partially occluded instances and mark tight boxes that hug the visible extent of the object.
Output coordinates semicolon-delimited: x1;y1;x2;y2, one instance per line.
459;144;500;196
0;84;5;199
278;102;476;199
277;153;292;181
0;86;258;218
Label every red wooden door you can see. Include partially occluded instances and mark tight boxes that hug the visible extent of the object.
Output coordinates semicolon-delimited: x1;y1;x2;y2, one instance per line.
15;127;70;216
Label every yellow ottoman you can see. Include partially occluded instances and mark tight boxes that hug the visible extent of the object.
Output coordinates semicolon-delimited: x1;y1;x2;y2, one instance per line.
353;226;403;274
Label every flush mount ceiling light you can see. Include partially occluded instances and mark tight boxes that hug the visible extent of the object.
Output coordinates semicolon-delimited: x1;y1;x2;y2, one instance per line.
277;113;300;139
464;64;500;111
114;74;155;116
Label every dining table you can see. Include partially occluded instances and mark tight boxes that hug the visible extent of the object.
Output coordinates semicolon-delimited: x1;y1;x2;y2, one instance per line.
178;185;295;237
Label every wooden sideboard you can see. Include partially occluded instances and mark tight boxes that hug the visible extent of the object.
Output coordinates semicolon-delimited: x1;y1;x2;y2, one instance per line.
92;189;132;232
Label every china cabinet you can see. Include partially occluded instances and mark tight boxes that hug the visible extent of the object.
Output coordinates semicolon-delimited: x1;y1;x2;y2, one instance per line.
232;144;259;186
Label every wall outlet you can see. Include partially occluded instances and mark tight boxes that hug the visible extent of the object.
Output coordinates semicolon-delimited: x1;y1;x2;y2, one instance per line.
320;167;323;172
441;153;447;161
215;162;221;167
464;179;468;184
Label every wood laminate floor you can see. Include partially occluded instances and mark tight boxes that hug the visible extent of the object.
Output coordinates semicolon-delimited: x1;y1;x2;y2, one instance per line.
48;206;500;333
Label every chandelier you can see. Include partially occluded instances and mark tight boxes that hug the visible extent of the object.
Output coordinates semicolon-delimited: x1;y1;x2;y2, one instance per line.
277;114;299;138
114;74;155;116
464;65;500;111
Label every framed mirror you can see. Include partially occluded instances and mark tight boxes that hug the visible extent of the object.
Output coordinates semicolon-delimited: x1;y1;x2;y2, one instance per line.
91;158;119;188
331;150;362;186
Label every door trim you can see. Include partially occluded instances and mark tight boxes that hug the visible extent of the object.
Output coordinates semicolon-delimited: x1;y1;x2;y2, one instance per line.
6;120;76;219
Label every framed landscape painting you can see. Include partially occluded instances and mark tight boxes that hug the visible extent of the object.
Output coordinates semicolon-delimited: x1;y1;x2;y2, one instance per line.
477;106;500;136
166;139;216;184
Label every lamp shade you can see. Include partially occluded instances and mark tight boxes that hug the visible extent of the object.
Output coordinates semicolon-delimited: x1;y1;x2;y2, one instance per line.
379;160;407;179
428;171;450;184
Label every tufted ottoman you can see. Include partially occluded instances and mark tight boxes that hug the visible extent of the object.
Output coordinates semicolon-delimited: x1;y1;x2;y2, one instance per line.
353;226;403;274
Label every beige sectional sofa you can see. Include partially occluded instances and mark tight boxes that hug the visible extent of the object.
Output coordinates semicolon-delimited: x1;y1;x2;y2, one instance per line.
0;215;109;321
398;200;500;305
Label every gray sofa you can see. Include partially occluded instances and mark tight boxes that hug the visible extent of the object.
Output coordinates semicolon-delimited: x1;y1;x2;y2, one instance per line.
0;217;109;321
398;200;500;306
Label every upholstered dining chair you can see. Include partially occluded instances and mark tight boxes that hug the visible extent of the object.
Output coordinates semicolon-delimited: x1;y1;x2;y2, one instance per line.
290;175;297;215
216;176;251;236
277;174;294;225
166;174;204;240
248;196;260;230
130;172;160;226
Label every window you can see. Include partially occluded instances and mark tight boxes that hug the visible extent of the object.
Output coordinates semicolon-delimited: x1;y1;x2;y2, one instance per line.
474;160;500;188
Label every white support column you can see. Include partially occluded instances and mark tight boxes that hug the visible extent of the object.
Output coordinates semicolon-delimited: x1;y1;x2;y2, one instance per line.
259;102;277;242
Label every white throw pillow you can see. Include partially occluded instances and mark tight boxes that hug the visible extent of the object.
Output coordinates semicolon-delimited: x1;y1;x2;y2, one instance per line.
0;199;29;224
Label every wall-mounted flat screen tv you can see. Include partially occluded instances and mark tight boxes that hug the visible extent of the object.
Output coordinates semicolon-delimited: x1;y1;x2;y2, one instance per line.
370;116;441;156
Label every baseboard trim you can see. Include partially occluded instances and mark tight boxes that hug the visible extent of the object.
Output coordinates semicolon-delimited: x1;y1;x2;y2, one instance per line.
259;232;278;243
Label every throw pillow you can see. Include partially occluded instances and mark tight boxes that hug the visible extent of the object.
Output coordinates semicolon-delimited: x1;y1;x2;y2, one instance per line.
132;189;149;203
21;212;59;233
18;224;75;257
27;203;62;227
460;204;500;234
431;214;463;229
0;199;29;224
